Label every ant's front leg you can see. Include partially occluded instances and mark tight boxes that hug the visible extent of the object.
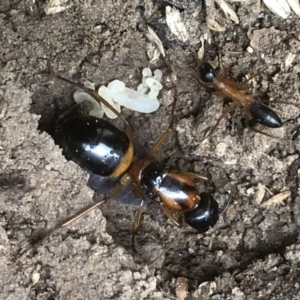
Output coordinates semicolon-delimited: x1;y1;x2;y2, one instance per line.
200;101;237;142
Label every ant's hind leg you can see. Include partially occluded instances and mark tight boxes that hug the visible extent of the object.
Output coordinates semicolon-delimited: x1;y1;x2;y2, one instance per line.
247;124;280;138
12;200;105;262
245;121;281;138
179;172;208;181
266;100;300;109
132;199;146;251
147;204;180;265
160;204;183;228
13;182;122;262
240;67;268;87
200;102;237;142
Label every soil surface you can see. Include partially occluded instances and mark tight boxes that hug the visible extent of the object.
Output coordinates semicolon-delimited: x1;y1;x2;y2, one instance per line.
1;1;300;299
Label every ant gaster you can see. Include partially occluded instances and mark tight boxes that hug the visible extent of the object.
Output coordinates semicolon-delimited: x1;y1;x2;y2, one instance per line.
15;72;221;259
198;62;282;140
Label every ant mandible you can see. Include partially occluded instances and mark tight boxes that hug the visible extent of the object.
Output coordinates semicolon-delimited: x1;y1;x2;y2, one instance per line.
197;61;282;141
15;71;221;259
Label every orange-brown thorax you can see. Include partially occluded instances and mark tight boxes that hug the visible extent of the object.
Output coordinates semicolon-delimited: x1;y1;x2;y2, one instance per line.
212;77;254;106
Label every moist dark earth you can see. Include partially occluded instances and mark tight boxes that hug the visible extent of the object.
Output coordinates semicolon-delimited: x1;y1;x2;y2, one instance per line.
1;1;300;299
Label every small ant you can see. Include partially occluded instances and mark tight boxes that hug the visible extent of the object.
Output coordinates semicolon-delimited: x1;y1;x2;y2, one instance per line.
197;62;283;141
15;72;223;260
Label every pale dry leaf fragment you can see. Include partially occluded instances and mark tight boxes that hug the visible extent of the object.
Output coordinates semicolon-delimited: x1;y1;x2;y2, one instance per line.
44;0;71;14
255;183;266;205
146;44;157;64
165;6;189;42
287;0;300;17
263;0;291;19
148;48;161;65
146;26;166;58
216;0;239;23
260;191;291;208
206;17;225;32
284;52;296;67
197;33;210;60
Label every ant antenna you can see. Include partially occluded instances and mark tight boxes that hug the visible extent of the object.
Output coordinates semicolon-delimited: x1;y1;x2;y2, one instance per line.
219;190;232;217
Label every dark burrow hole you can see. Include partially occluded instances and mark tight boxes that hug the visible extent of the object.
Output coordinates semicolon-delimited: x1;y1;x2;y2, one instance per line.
30;84;74;138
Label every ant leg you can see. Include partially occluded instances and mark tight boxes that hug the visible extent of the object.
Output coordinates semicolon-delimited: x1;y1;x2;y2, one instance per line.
180;172;215;188
180;172;208;181
148;74;178;157
13;182;122;261
13;201;105;262
268;100;300;108
245;121;281;139
240;67;268;87
219;192;232;217
132;198;146;251
200;102;237;142
147;205;184;264
146;203;178;265
160;204;184;228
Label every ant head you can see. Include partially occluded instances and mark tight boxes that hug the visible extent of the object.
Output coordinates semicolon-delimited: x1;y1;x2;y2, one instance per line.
249;103;282;128
184;192;219;233
199;63;216;83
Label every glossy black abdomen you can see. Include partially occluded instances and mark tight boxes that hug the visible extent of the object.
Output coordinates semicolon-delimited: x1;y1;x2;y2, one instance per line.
250;103;282;128
184;192;219;233
56;116;130;176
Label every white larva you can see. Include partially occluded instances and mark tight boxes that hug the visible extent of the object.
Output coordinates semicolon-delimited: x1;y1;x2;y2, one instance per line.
73;68;163;118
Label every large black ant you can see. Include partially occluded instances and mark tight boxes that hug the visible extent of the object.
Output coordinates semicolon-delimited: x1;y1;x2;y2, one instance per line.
15;72;222;260
197;61;283;141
